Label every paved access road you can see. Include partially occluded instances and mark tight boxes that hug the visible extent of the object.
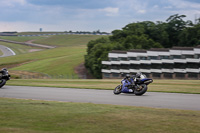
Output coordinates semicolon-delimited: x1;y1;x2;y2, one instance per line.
0;45;16;57
1;86;200;111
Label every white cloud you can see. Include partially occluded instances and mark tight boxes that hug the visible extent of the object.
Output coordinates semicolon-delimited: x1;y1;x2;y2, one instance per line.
164;6;173;9
1;0;200;32
114;0;148;15
70;7;119;19
153;5;159;8
137;10;146;14
14;0;26;5
168;0;200;9
0;20;113;32
0;21;44;32
164;0;200;22
0;0;26;7
99;7;119;16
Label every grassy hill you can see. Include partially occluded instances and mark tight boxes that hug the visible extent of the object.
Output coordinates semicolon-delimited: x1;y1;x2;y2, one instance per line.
0;34;105;78
0;34;103;46
0;36;44;42
0;41;43;55
32;35;103;46
0;49;3;56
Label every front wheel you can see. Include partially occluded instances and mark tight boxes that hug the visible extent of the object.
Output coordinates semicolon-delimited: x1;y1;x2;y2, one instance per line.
134;84;147;96
113;85;122;95
0;79;7;88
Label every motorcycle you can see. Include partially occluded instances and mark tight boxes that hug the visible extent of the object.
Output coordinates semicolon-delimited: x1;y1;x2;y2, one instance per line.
0;68;10;88
113;73;153;96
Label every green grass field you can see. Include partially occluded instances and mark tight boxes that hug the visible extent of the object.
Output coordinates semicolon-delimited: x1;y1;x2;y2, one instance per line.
0;46;86;77
11;46;86;76
32;35;105;47
0;97;200;133
1;33;200;133
0;49;3;56
0;36;45;42
0;34;105;46
0;34;105;78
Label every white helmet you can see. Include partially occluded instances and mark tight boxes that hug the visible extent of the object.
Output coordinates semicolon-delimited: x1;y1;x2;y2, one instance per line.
136;72;142;78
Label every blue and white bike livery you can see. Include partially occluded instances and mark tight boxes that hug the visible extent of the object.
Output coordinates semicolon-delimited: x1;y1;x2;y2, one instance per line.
114;73;153;96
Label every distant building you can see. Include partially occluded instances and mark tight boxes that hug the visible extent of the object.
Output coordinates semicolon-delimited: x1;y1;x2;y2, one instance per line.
101;46;200;79
40;28;42;32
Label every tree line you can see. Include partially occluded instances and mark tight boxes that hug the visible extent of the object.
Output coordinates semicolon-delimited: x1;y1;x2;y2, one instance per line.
85;14;200;78
65;30;111;35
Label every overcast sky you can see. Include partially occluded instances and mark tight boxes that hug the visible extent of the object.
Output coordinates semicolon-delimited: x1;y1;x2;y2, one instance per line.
0;0;200;32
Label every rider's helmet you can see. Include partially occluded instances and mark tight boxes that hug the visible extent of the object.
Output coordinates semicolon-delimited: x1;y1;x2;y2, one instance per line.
125;74;131;81
2;68;7;71
136;72;142;78
125;74;130;79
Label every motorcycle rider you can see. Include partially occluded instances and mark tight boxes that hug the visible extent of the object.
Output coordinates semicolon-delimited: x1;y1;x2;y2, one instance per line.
134;72;146;82
0;68;7;75
121;72;145;93
121;74;135;93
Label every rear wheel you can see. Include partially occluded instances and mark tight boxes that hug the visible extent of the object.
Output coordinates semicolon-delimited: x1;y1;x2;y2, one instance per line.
113;85;122;95
0;79;6;88
134;84;147;96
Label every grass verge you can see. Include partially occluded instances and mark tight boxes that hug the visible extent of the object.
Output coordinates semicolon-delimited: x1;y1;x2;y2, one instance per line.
0;97;200;133
0;35;105;78
0;49;3;56
6;79;200;94
0;46;86;77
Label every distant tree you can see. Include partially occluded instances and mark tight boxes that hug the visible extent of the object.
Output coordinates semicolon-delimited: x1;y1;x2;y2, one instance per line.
110;30;127;42
165;14;193;47
85;37;112;78
178;23;200;46
85;14;200;78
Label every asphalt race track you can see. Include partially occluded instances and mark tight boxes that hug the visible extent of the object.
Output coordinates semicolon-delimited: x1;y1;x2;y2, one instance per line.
0;45;16;57
1;86;200;111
